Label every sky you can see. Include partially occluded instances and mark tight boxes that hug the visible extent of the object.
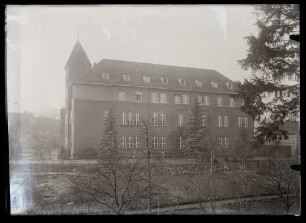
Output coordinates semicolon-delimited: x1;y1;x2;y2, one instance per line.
6;5;258;115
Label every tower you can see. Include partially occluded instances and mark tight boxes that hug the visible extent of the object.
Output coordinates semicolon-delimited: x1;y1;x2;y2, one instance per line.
65;41;91;158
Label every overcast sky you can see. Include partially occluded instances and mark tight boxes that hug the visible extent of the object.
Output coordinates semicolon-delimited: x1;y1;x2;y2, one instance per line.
6;5;258;115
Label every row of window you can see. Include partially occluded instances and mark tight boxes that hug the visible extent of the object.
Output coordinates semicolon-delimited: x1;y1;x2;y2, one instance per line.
118;90;238;107
121;112;140;125
101;72;234;89
178;137;229;149
120;135;166;149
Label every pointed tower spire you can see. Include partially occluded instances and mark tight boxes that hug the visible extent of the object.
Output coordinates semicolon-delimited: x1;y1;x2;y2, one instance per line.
65;40;91;69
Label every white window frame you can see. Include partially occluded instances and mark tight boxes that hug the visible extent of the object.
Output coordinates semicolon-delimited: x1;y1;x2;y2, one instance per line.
123;74;130;81
204;96;210;106
198;96;203;105
135;135;140;149
128;112;133;125
118;91;126;101
161;77;168;84
174;95;181;104
151;92;159;103
178;137;183;149
178;78;186;86
217;137;223;148
143;76;151;83
128;136;133;148
178;114;184;127
211;81;219;88
160;113;166;126
135;113;140;125
244;117;248;128
135;91;142;102
152;136;158;149
101;72;109;79
230;98;235;107
224;116;229;127
182;95;189;104
202;114;206;127
160;136;165;149
121;136;126;148
195;80;202;87
218;115;223;127
160;93;167;103
224;137;229;148
122;112;127;125
217;97;223;107
153;113;159;126
238;117;243;128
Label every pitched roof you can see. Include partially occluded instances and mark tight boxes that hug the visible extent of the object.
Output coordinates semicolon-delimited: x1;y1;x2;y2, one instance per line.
65;41;91;68
75;59;237;94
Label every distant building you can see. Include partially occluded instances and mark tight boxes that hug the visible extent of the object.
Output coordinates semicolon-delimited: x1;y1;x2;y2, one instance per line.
63;41;254;159
279;121;300;157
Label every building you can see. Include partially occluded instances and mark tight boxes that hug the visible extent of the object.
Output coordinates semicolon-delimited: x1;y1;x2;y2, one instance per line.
279;121;300;157
63;41;254;159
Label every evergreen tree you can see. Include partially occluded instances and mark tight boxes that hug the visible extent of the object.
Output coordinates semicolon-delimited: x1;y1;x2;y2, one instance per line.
236;5;299;125
181;99;206;158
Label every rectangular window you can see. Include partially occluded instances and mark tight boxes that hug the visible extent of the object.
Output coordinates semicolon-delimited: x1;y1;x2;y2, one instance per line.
178;78;186;86
198;96;203;105
152;136;158;149
195;80;202;87
202;115;206;127
217;137;223;148
218;115;223;127
135;91;142;102
160;113;166;126
224;116;229;127
153;113;159;126
123;74;130;81
160;93;167;103
211;81;219;88
161;77;168;84
143;76;151;83
122;112;127;125
101;72;109;79
244;117;248;128
178;114;184;127
151;92;159;103
128;112;133;125
224;137;229;148
182;95;189;104
217;97;223;106
230;98;235;107
174;95;181;104
238;117;243;127
204;96;210;106
135;113;140;125
135;135;140;149
178;137;183;149
118;91;126;101
160;136;165;149
128;136;133;148
121;136;126;148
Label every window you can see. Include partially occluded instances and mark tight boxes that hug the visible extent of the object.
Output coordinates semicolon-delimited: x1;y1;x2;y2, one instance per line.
204;96;210;106
135;113;140;125
161;77;168;84
238;117;243;127
123;74;130;81
135;91;142;102
122;112;127;125
143;76;151;83
217;97;223;106
160;93;167;103
226;82;233;89
178;78;186;86
118;91;126;101
224;137;229;148
101;72;109;79
195;80;202;87
128;136;133;148
151;92;159;103
160;113;166;126
160;136;165;149
174;95;181;104
178;137;183;149
202;114;206;127
224;116;229;127
230;98;235;107
218;115;223;127
244;117;248;128
182;95;189;104
198;96;203;105
135;135;140;149
152;136;158;149
217;137;223;148
128;112;133;125
121;136;126;148
178;114;184;127
211;81;219;88
153;113;159;126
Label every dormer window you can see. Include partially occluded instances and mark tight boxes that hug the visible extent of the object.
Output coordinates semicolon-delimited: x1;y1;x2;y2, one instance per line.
195;80;202;87
178;78;186;86
161;77;168;84
101;72;109;79
226;82;234;89
143;76;151;83
123;75;130;81
211;81;218;88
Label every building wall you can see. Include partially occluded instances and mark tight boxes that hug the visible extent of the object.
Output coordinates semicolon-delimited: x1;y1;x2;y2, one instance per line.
70;83;254;159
